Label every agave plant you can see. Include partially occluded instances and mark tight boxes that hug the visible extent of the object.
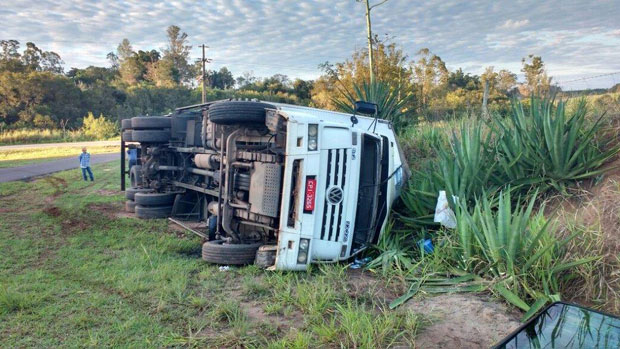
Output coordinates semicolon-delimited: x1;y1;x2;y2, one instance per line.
454;190;597;320
438;119;498;207
492;97;619;194
333;80;413;131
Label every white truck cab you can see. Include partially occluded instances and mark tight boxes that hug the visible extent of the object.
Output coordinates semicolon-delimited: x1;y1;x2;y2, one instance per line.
121;100;409;270
269;103;408;270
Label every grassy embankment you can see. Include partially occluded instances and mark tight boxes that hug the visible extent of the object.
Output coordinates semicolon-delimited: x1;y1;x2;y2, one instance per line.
381;95;620;316
0;161;420;347
0;145;119;168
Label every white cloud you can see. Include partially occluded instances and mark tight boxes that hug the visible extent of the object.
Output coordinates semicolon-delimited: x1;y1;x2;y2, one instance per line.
500;19;530;30
0;0;619;88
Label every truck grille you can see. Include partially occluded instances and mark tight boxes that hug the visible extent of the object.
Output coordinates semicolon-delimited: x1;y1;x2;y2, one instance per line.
320;148;348;241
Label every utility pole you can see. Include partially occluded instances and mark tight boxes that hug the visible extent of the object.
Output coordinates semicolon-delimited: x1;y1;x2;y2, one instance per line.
482;80;489;119
199;44;212;103
360;0;389;83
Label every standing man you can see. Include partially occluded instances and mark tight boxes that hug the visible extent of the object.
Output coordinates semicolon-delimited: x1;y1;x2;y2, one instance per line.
79;147;94;181
127;147;138;170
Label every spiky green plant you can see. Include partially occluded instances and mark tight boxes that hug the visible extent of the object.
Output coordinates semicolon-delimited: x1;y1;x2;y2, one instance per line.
454;190;597;320
492;97;620;194
438;119;497;206
333;80;413;131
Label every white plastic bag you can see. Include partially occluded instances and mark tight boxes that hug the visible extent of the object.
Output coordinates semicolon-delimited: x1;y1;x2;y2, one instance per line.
434;191;457;229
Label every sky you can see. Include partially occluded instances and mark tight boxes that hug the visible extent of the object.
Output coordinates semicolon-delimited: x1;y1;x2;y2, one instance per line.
1;0;619;90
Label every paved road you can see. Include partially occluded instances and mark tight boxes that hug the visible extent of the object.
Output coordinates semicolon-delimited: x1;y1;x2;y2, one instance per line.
0;153;120;183
0;140;119;151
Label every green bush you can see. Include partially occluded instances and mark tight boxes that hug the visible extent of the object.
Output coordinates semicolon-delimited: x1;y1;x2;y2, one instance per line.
81;112;118;140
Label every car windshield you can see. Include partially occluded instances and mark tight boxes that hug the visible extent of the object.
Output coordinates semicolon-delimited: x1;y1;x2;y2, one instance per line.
495;302;620;349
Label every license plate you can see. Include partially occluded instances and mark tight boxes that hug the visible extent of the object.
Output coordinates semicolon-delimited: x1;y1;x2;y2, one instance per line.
303;176;317;213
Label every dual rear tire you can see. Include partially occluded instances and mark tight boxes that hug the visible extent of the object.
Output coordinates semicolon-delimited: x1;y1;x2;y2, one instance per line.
123;116;171;143
124;188;176;219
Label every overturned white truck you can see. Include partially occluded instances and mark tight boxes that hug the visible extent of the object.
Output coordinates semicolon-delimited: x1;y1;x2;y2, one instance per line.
121;100;409;270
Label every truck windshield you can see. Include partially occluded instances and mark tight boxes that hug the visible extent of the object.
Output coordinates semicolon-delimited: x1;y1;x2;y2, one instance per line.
494;302;620;348
351;134;381;251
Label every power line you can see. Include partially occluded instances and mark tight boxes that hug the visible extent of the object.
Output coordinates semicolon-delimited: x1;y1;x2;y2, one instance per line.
556;71;620;85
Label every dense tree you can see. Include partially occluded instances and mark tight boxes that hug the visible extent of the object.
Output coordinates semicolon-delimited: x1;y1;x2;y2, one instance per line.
521;55;552;96
207;67;235;89
412;48;448;109
292;79;313;101
162;25;193;84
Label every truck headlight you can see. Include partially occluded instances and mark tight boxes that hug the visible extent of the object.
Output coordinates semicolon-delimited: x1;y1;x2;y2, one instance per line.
297;238;310;264
308;138;317;151
308;124;318;151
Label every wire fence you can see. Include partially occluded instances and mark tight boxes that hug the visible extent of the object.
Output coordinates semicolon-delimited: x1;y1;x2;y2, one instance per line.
555;72;620;92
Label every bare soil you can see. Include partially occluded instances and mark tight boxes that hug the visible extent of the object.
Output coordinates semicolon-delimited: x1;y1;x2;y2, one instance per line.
406;293;521;348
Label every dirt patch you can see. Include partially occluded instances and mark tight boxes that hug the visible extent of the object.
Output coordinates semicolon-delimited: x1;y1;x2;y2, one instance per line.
95;189;119;196
43;206;62;217
406;293;521;348
115;211;136;219
88;202;124;219
42;176;68;205
345;269;402;303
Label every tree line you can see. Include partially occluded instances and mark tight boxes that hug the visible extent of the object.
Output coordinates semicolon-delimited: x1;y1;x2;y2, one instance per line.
0;25;607;133
0;25;313;131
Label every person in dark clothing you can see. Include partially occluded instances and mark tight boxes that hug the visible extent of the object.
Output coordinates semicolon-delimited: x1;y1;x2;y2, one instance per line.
127;148;138;170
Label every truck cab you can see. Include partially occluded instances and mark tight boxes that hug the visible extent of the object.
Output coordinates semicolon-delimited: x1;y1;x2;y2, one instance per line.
121;100;409;270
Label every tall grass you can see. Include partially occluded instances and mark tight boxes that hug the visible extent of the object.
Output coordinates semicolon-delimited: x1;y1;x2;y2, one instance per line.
0;128;93;145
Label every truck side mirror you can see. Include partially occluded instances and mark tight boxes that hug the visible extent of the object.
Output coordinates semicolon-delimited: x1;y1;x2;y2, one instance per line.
354;101;378;115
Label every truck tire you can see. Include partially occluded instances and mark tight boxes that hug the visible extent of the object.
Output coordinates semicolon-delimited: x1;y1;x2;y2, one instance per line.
121;119;132;130
131;116;171;129
125;187;154;200
208;101;275;125
129;165;143;188
135;205;172;219
125;199;136;213
134;192;177;206
132;130;170;143
202;240;262;265
122;130;133;142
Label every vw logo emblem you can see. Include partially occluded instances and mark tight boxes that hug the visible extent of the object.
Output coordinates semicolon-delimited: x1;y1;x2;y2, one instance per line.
326;186;344;205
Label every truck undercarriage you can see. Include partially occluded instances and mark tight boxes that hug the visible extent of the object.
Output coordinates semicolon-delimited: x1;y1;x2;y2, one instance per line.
121;100;408;269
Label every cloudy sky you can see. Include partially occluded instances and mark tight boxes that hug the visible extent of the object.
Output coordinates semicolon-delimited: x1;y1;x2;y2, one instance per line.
2;0;619;89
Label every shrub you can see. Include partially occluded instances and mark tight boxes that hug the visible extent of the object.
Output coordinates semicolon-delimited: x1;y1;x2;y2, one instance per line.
81;112;118;139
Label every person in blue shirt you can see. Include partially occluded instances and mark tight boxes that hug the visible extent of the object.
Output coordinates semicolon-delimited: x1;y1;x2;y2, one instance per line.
127;148;138;170
79;147;94;181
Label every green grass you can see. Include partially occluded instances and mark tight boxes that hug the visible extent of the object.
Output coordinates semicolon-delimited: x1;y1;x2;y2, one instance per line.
0;162;422;347
0;145;119;168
